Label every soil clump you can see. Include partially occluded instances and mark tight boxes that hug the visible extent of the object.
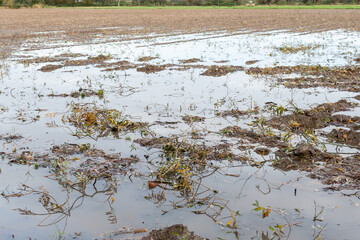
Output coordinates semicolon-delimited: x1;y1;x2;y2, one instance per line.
201;65;243;77
39;64;63;72
137;64;166;73
143;224;207;240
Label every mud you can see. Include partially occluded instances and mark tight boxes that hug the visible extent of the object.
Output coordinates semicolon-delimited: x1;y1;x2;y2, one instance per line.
137;56;158;62
143;224;207;240
201;65;243;77
221;126;285;148
39;64;63;72
4;143;137;179
267;100;359;131
64;54;111;66
274;144;360;190
134;136;246;162
326;128;360;147
1;8;360;240
182;115;205;124
136;64;166;74
219;107;259;118
245;60;259;65
247;66;360;92
0;134;23;142
179;58;202;64
100;60;138;71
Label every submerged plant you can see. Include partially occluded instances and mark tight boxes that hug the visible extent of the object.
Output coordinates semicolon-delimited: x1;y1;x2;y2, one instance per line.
62;102;148;139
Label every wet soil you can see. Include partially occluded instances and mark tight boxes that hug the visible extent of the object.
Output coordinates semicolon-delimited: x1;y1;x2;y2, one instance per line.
274;144;360;190
201;65;243;77
137;64;166;74
137;56;158;62
221;126;284;148
179;58;202;64
245;60;259;65
2;8;360;240
182;115;205;124
326;128;360;147
219;107;259;118
143;224;207;240
2;9;360;61
134;136;247;162
0;134;23;142
3;143;137;179
266;100;359;131
247;66;360;92
64;54;111;66
39;64;63;72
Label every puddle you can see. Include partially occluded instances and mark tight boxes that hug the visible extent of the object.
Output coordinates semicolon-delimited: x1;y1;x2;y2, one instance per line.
0;28;360;239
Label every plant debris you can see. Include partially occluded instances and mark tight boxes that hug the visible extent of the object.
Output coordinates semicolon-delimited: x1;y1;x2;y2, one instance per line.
182;115;205;123
219;107;259;118
62;103;147;139
326;128;360;147
48;89;103;98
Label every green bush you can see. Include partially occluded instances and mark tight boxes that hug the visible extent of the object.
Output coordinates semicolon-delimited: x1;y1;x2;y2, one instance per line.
3;0;15;7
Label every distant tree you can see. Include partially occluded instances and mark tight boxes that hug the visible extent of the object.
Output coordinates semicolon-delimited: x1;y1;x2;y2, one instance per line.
83;0;93;5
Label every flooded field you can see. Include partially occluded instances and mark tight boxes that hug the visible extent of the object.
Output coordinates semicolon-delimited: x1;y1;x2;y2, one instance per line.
1;10;360;240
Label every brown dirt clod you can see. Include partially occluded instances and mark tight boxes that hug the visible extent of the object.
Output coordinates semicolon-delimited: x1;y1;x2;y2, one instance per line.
39;64;63;72
143;224;208;240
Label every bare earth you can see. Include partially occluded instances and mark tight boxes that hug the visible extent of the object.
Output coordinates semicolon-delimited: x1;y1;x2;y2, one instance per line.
2;8;360;34
1;8;360;45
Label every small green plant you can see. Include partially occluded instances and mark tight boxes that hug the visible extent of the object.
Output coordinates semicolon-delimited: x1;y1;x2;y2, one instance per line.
97;89;104;96
253;200;272;218
51;225;65;240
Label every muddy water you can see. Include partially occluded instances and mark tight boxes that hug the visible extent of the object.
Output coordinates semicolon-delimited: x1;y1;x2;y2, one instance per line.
0;29;359;239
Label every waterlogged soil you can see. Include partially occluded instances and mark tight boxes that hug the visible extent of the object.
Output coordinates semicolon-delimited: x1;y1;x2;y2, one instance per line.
247;65;360;92
1;8;360;240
